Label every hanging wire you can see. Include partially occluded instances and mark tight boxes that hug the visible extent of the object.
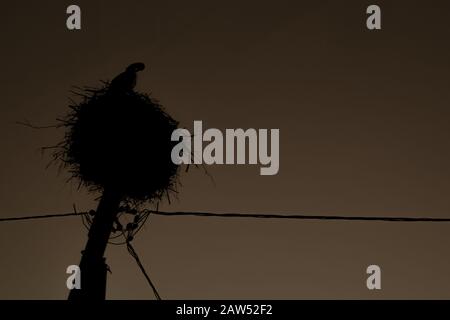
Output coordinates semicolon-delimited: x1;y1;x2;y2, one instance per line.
126;240;161;300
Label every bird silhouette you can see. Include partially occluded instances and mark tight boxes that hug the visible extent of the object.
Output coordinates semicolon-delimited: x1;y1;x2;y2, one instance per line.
109;62;145;93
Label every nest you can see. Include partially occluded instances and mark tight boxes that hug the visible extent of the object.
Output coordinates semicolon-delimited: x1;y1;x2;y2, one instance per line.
57;83;180;203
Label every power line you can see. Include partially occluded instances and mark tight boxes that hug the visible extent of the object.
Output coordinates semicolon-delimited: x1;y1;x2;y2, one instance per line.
1;211;450;223
2;209;450;300
0;212;83;222
126;240;161;300
148;210;450;222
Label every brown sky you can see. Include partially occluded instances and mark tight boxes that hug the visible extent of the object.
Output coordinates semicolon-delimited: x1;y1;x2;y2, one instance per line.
1;0;450;299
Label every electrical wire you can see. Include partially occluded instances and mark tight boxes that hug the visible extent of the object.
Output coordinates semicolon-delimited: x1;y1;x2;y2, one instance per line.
4;211;449;223
126;240;161;300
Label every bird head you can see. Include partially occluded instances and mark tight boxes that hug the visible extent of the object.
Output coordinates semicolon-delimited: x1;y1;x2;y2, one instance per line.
126;62;146;73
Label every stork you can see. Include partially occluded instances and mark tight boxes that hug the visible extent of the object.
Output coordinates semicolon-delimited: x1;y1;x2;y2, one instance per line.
109;62;145;93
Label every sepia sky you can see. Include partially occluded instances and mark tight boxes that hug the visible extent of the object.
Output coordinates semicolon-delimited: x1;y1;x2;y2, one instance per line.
1;0;450;299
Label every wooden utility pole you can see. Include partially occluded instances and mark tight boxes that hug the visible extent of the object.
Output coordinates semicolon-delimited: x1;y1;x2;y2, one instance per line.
68;187;122;300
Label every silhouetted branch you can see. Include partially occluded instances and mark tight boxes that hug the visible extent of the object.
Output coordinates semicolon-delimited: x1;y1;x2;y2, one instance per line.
15;120;61;129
